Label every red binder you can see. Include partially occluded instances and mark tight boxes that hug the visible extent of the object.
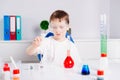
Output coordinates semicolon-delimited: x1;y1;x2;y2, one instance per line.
10;16;16;40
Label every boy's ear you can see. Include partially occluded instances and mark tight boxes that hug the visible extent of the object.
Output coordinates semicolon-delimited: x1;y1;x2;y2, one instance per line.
67;27;69;31
67;26;70;30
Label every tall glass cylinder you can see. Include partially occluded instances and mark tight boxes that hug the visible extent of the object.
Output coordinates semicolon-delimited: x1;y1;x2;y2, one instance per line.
100;14;107;57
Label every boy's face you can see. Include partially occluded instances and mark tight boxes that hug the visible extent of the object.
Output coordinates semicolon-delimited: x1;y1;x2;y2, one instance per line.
50;19;69;41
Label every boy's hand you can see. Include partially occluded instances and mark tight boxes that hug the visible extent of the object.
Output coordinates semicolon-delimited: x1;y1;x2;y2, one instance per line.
32;36;42;48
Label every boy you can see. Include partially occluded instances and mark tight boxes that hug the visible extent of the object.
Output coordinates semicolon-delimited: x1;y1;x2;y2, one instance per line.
26;10;81;70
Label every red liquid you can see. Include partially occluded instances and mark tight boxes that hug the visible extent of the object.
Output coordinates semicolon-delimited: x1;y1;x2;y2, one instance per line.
64;50;74;68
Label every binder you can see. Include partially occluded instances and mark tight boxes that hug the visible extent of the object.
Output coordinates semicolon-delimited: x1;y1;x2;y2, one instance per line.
16;16;22;40
4;15;10;40
10;16;16;40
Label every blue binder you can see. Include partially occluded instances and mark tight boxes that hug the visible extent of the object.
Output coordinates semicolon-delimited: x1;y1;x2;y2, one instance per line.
4;15;10;40
16;16;22;40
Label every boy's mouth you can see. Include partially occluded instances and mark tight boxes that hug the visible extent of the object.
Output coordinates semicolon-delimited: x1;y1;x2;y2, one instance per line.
56;34;60;36
55;33;62;36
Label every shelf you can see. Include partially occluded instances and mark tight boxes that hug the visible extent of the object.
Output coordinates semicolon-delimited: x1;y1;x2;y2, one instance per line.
1;39;120;43
0;40;32;43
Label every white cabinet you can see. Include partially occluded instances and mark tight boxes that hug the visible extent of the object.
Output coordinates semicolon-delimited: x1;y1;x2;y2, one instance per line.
0;39;120;62
0;40;37;62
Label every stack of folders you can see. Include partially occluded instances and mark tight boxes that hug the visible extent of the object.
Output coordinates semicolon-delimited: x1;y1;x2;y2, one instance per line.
4;15;22;40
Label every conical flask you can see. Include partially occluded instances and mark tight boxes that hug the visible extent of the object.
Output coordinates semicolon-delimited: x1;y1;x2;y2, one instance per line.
64;50;74;68
81;64;90;75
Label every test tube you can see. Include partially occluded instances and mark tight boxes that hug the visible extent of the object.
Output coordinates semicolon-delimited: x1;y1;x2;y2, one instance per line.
100;14;107;57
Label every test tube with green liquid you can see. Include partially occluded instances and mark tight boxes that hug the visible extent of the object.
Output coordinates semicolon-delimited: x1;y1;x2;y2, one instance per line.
100;14;107;57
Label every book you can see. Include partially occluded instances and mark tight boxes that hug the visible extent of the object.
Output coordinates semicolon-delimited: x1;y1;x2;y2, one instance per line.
4;15;10;40
16;16;22;40
10;16;16;40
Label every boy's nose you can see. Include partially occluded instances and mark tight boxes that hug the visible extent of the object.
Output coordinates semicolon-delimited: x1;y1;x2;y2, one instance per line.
55;28;61;31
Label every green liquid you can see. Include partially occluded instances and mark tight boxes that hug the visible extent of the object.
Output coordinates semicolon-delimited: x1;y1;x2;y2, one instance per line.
101;34;107;54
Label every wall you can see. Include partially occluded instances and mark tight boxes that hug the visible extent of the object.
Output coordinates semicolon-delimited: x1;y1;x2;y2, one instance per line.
109;0;120;38
0;0;104;40
1;0;120;62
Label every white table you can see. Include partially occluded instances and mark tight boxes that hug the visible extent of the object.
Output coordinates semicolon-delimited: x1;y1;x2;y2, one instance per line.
19;60;120;80
0;60;120;80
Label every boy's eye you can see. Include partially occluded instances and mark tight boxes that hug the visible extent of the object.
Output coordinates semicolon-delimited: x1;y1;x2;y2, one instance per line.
60;26;64;29
52;26;57;29
51;26;66;29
